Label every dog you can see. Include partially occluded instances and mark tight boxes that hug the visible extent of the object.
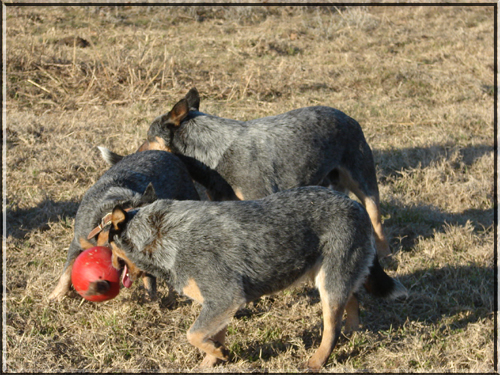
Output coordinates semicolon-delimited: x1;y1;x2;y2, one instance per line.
48;148;200;301
107;185;407;370
138;88;391;260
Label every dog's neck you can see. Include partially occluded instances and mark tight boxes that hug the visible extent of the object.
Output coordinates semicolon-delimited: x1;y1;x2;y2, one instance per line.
119;201;182;278
172;113;246;170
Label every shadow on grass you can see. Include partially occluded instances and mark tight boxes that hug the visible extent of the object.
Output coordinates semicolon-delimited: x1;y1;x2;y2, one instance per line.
382;200;493;252
373;143;493;181
387;263;495;328
231;261;494;363
6;199;80;239
372;142;494;251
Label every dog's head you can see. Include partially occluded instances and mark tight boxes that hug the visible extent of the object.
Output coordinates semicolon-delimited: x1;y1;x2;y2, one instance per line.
107;205;146;289
138;87;200;153
107;183;159;288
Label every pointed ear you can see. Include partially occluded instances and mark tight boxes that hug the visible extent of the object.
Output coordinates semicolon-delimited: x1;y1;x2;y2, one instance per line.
141;183;158;204
185;87;200;111
165;98;190;127
111;205;128;231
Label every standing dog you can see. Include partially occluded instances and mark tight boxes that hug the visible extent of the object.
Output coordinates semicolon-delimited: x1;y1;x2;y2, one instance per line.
138;88;391;259
48;149;200;301
108;186;407;370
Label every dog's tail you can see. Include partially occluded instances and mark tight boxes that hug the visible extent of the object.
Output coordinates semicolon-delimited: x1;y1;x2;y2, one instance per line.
98;146;123;166
364;256;408;300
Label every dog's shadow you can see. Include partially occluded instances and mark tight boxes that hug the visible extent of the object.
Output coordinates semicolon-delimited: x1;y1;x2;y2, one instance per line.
229;261;493;364
373;142;493;251
6;199;80;239
121;283;194;311
373;143;492;180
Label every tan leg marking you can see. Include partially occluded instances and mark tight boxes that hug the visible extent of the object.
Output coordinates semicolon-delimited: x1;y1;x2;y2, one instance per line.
307;268;345;370
187;304;242;365
205;190;213;201
344;294;360;333
142;275;157;300
337;168;391;258
200;327;228;367
182;278;204;304
48;260;74;301
364;198;390;258
187;329;229;362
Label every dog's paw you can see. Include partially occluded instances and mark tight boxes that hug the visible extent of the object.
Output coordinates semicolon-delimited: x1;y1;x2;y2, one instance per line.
212;345;229;362
48;288;68;302
142;290;158;303
200;354;223;367
303;358;322;372
344;321;360;335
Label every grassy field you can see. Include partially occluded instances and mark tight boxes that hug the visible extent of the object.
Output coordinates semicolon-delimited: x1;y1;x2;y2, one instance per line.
4;5;496;373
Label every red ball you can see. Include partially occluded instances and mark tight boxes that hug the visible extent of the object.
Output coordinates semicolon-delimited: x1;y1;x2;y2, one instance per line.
71;246;120;302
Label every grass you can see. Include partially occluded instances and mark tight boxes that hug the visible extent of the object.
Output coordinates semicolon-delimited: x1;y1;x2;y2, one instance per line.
4;5;496;373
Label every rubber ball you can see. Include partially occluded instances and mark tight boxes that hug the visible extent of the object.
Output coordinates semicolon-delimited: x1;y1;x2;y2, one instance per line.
71;246;120;302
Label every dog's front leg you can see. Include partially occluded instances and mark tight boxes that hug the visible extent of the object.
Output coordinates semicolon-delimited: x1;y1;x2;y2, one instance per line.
186;302;240;366
142;274;157;300
199;326;228;367
187;327;229;365
48;264;73;301
307;268;346;370
48;255;79;301
307;302;344;371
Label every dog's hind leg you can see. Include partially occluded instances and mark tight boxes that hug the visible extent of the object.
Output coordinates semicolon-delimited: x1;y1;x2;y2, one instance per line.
307;268;346;370
331;167;391;258
187;301;243;366
344;293;360;333
322;169;349;195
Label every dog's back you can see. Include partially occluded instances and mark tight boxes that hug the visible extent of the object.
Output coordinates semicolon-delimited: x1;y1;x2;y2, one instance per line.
172;106;371;199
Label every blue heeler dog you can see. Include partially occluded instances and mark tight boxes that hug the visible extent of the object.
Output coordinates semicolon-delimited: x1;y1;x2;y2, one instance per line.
108;185;407;370
138;88;391;259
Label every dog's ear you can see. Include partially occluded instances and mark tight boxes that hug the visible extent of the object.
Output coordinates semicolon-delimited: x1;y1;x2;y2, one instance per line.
137;140;150;152
165;98;190;127
111;205;128;232
185;87;200;111
141;183;158;204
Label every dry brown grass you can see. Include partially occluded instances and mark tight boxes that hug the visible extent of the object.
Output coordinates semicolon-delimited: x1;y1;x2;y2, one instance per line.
4;5;496;373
